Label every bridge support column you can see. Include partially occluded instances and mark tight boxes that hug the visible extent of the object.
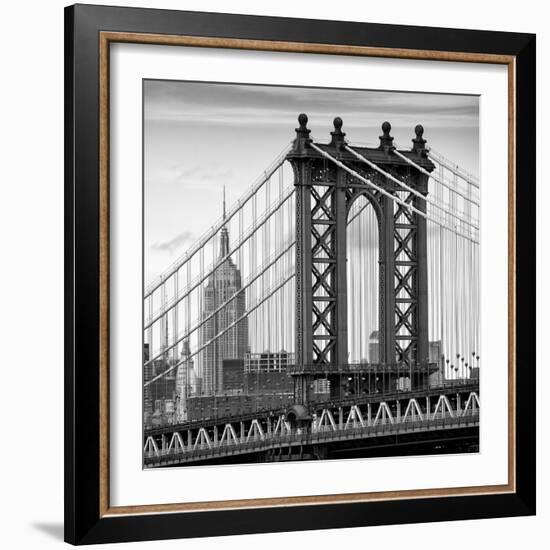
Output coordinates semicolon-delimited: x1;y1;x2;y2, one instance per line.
396;400;401;423
382;194;396;364
415;177;430;368
291;117;313;406
335;167;348;365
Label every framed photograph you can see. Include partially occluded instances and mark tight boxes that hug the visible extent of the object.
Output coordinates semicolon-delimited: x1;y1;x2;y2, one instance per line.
64;4;536;545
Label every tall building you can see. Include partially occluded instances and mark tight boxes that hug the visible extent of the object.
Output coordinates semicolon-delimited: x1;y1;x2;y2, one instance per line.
199;190;248;394
175;340;198;421
368;330;379;363
143;337;178;427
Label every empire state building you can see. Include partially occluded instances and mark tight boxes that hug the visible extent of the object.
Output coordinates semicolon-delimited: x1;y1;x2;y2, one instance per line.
199;190;248;394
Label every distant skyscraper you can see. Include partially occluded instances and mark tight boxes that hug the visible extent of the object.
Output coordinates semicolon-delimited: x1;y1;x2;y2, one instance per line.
199;189;248;394
175;340;197;421
368;330;380;363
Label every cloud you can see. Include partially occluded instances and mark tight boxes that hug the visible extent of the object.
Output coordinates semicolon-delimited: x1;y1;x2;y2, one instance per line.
145;163;234;188
151;231;194;254
175;166;234;182
143;80;479;130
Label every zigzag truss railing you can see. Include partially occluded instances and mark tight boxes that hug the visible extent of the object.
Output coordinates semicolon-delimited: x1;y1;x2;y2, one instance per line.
144;391;480;461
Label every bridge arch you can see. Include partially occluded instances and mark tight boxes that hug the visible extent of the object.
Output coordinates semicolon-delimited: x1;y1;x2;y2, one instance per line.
346;192;382;365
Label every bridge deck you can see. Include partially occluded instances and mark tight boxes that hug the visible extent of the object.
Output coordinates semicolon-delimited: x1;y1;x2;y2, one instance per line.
145;413;479;467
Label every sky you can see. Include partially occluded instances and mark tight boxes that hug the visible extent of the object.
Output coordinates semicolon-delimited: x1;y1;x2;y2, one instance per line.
143;80;479;284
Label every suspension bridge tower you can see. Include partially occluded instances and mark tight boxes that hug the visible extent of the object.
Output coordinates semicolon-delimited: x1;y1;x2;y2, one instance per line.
287;114;435;409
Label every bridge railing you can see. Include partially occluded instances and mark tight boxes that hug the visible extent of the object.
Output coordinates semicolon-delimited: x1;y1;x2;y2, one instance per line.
286;362;440;375
144;412;479;464
144;377;480;433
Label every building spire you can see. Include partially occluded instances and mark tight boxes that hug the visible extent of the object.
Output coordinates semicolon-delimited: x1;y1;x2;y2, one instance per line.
219;186;230;258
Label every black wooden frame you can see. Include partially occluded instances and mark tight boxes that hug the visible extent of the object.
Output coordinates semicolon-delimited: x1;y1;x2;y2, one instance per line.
65;3;536;545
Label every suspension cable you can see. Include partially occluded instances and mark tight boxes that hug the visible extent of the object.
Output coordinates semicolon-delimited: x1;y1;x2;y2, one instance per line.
145;144;291;297
145;186;295;328
309;143;478;244
145;271;295;387
427;147;480;189
345;145;479;230
391;147;479;206
145;241;295;367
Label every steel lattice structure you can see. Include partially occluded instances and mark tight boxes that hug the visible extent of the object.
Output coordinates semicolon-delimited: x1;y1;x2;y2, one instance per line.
288;116;434;406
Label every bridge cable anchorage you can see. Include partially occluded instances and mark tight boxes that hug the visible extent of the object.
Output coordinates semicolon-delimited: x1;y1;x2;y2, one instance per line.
144;241;295;367
345;145;479;231
309;143;479;244
145;185;295;328
144;143;292;298
144;271;295;387
427;147;480;189
392;147;479;206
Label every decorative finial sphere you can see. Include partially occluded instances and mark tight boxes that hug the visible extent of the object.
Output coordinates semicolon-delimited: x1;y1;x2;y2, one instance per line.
382;121;391;134
298;113;308;126
333;117;343;130
415;124;424;138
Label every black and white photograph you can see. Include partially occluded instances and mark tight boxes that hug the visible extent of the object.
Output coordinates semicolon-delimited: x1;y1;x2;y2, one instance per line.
142;81;481;467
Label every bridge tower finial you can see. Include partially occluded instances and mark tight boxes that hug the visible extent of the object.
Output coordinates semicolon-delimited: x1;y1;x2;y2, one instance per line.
412;124;427;154
293;113;312;152
379;121;394;152
330;117;346;150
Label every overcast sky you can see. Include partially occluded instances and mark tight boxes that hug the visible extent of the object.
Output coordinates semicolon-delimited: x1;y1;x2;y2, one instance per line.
144;80;479;284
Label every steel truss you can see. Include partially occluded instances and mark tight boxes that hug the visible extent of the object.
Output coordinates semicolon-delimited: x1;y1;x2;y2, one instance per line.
288;116;433;401
144;385;480;467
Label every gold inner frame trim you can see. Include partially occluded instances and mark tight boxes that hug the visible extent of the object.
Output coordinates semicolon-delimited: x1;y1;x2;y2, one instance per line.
98;31;516;518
